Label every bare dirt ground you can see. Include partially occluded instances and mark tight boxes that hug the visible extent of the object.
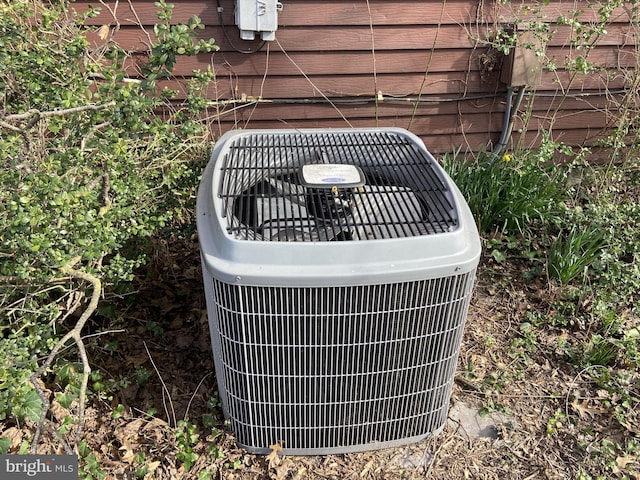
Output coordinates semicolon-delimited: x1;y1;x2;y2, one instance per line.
2;234;638;479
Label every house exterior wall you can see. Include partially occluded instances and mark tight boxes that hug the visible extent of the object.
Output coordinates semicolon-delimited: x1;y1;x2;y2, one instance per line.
76;0;636;153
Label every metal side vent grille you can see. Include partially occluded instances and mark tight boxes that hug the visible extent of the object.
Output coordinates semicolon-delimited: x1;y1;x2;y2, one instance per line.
208;272;475;453
217;131;458;241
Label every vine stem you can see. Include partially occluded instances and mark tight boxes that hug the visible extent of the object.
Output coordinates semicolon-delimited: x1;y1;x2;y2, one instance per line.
408;0;446;130
30;256;101;454
364;0;379;124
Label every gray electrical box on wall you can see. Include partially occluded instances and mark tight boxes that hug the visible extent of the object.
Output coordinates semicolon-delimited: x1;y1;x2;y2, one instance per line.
501;30;546;87
235;0;283;41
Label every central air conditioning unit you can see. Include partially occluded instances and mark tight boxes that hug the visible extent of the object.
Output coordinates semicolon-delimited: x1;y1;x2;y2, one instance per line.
197;128;481;455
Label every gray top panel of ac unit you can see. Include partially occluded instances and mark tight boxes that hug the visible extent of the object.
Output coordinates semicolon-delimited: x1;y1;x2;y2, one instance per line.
215;129;459;242
197;128;481;286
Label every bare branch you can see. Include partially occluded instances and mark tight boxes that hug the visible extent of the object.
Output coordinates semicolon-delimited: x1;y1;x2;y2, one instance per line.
2;101;116;124
30;256;102;453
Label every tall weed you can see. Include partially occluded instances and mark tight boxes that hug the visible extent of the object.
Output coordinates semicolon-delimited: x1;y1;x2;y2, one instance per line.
547;227;606;285
442;151;567;236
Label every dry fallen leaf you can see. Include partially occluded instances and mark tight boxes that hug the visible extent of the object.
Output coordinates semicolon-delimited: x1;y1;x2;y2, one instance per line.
115;417;145;464
619;419;640;435
118;418;145;439
97;25;110;41
616;454;638;470
266;442;282;467
143;417;169;431
360;459;374;477
119;445;137;464
571;397;608;419
273;461;292;480
50;399;69;422
145;460;161;477
2;427;23;450
141;417;169;443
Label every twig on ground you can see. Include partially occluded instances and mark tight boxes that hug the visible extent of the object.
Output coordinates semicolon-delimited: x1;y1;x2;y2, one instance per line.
424;428;457;477
143;340;177;427
81;329;127;340
184;372;214;422
30;256;101;454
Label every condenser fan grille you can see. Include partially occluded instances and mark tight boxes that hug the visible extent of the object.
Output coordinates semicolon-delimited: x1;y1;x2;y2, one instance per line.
208;272;475;453
217;131;458;241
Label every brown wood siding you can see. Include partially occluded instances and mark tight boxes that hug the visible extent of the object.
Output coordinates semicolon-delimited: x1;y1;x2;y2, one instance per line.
74;0;637;154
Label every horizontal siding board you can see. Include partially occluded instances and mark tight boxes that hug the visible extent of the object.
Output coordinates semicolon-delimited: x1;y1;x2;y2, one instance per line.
537;70;627;91
77;0;482;27
205;95;615;152
202;98;617;155
513;128;611;148
209;93;623;123
209;119;608;152
518;109;613;132
156;69;624;100
185;50;475;76
209;104;609;134
145;45;636;78
86;23;638;54
496;1;634;24
123;50;475;78
214;99;505;121
76;1;633;28
211;115;498;138
86;25;477;52
158;72;497;98
231;112;506;135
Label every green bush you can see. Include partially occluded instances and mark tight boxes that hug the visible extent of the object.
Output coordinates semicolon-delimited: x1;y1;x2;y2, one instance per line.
555;176;640;313
0;0;216;424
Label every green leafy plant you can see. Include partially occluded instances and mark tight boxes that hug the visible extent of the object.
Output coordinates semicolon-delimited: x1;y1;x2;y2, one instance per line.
547;227;606;285
0;437;12;455
581;335;619;368
175;420;199;472
509;321;538;364
546;409;567;435
588;200;640;314
0;0;216;450
78;440;107;480
142;0;218;91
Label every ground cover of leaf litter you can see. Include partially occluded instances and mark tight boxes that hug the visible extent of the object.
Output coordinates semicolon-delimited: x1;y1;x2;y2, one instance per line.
2;234;638;479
